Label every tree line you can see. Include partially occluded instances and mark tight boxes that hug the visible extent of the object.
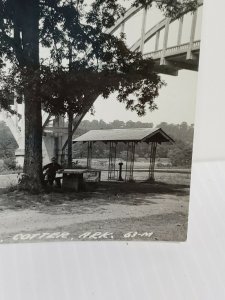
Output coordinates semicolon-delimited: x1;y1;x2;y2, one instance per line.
76;119;194;142
0;119;194;169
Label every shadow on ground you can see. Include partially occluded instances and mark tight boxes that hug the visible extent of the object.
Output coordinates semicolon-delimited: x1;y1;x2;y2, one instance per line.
93;181;189;195
0;181;189;213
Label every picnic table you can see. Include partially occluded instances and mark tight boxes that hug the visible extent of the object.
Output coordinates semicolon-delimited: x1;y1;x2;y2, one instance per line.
62;169;101;191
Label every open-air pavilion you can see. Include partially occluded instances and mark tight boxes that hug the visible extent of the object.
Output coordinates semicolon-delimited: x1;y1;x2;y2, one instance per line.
73;128;174;182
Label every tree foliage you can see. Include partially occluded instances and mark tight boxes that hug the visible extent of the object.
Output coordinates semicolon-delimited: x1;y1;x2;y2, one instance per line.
0;0;198;116
167;143;192;167
132;0;198;18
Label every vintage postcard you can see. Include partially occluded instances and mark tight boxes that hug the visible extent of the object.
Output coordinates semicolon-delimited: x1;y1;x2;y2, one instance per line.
0;0;203;243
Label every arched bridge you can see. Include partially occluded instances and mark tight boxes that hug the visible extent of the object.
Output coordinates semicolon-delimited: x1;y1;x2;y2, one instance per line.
0;1;203;165
107;0;203;75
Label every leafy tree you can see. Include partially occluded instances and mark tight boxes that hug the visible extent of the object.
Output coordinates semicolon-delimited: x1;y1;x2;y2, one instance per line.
0;0;198;191
167;141;192;167
156;143;169;158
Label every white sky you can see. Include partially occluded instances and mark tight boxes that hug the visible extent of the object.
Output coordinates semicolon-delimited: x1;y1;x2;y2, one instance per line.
85;70;198;125
84;3;203;126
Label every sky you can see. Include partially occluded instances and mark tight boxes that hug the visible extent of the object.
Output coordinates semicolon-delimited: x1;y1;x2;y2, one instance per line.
85;70;199;126
84;2;203;126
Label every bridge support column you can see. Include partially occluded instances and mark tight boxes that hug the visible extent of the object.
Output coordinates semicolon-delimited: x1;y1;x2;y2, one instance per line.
187;10;198;60
155;31;160;51
160;18;170;65
140;7;147;54
15;135;57;168
177;16;184;46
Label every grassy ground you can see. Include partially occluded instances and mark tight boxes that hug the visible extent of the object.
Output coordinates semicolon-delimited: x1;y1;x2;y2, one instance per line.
0;173;18;188
0;173;190;243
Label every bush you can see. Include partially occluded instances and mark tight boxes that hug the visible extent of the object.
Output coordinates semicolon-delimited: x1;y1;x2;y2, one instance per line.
168;146;192;168
3;156;17;170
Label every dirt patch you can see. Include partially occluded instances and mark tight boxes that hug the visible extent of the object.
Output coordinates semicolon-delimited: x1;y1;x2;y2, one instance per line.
0;181;190;243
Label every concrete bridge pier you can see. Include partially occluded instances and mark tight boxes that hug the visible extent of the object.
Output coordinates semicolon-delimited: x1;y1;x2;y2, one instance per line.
13;112;68;168
15;133;68;168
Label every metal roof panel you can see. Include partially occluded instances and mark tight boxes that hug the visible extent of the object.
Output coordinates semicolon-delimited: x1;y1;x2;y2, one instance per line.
73;128;174;143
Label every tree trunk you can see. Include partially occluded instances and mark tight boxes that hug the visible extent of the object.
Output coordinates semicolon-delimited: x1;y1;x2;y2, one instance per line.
62;93;99;153
22;93;43;191
18;0;43;192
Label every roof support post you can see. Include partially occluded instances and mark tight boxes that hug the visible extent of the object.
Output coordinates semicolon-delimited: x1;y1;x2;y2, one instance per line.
125;141;135;182
108;141;117;181
87;141;93;169
148;142;157;182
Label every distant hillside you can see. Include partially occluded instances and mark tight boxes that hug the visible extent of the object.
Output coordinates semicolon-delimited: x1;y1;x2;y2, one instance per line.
76;120;194;145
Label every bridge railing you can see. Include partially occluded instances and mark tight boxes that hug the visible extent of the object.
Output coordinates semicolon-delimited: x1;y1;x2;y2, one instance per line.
144;40;200;60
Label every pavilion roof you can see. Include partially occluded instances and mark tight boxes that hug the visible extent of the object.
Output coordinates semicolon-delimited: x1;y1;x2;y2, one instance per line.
73;128;174;144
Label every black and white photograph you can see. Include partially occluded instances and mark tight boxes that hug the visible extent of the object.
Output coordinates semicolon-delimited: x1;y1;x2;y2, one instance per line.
0;0;203;243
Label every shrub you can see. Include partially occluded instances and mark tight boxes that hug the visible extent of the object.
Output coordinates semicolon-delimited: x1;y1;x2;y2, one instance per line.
3;156;17;170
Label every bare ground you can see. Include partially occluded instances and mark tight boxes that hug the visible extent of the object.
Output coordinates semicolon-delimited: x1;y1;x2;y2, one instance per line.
0;181;190;243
